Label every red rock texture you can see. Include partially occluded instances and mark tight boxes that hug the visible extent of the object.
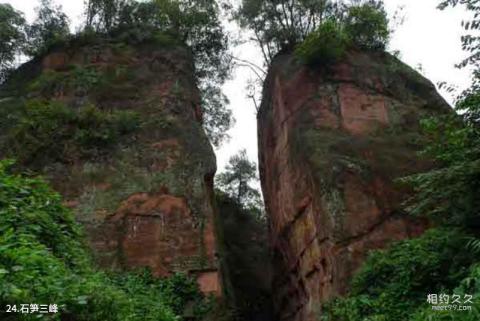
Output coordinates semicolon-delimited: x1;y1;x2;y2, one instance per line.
257;51;450;321
1;41;221;295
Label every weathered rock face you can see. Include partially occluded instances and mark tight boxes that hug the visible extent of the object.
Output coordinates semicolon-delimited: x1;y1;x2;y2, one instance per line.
257;51;451;321
0;39;220;295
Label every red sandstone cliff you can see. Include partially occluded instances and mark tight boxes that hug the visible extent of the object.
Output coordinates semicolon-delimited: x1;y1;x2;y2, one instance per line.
0;39;221;295
257;50;451;321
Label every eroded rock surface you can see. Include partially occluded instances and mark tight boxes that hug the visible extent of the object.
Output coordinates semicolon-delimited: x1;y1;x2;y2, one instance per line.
257;51;450;321
0;39;220;295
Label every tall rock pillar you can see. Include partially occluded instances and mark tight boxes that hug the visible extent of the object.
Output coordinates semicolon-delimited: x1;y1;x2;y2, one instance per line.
0;39;221;295
257;50;451;321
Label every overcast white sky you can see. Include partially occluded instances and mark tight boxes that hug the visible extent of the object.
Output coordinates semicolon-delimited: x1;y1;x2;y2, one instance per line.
3;0;473;172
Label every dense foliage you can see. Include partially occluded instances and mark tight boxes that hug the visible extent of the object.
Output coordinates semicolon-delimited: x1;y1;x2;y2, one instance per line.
295;19;350;65
1;0;232;146
322;1;480;320
233;0;390;65
294;0;389;65
232;0;343;64
0;4;26;81
399;99;480;228
343;1;389;50
397;0;480;229
24;0;70;57
410;264;480;321
84;0;233;146
4;100;139;167
321;229;480;321
0;159;211;320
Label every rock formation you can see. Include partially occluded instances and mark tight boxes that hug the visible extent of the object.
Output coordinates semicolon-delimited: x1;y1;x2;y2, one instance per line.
0;38;220;295
257;50;451;321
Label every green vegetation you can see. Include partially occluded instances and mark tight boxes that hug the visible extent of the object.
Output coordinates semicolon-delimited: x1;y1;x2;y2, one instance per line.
215;192;271;321
1;0;232;147
28;66;103;97
3;0;480;320
399;106;480;228
295;19;350;65
216;149;263;214
24;0;70;57
398;0;480;229
5;100;139;166
82;0;233;146
295;1;389;65
0;4;26;81
0;159;212;321
410;264;480;321
214;152;270;320
0;0;69;75
234;0;389;65
321;229;479;321
344;1;390;50
233;0;342;64
321;2;480;320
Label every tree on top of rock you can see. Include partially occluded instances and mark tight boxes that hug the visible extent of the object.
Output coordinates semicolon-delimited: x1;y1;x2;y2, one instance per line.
0;0;233;147
82;0;233;147
24;0;70;57
231;0;390;65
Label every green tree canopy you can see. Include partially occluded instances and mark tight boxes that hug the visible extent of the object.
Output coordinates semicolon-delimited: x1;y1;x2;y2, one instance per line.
216;149;263;212
84;0;233;146
232;0;389;65
24;0;70;57
0;0;233;146
85;0;125;31
319;2;480;320
232;0;341;64
0;159;212;320
295;18;350;65
344;0;389;50
0;4;26;81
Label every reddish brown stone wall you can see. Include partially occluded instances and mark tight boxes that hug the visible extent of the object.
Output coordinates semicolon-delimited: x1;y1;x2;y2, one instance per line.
258;51;450;321
1;41;221;295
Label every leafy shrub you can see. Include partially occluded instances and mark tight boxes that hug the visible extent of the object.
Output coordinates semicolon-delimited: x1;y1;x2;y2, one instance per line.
294;1;390;66
409;264;480;321
109;271;213;321
344;1;390;50
73;105;139;148
5;100;139;165
321;228;478;321
23;0;70;57
399;92;480;228
28;66;102;97
0;160;210;320
7;100;76;164
295;20;350;66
